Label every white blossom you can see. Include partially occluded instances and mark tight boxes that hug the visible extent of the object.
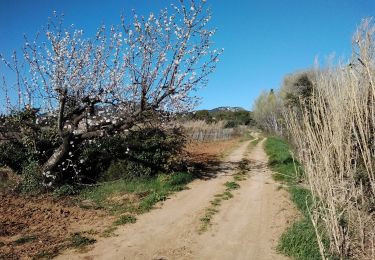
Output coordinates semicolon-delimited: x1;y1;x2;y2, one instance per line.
0;1;221;179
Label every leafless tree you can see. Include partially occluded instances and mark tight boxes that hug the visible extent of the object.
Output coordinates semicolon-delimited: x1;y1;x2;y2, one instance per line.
253;89;284;135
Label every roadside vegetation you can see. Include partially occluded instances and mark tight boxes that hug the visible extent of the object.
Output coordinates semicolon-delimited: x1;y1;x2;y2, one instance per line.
255;19;375;260
264;137;323;259
81;172;194;220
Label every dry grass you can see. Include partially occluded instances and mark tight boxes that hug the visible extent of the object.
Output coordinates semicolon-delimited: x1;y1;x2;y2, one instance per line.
284;19;375;260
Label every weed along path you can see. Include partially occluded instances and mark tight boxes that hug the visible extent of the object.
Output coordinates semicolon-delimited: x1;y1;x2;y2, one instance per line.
57;138;295;260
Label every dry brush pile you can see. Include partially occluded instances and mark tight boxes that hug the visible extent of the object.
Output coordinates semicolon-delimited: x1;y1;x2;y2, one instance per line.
284;20;375;259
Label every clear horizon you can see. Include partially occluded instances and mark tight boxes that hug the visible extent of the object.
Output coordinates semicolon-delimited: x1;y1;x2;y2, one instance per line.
1;0;375;111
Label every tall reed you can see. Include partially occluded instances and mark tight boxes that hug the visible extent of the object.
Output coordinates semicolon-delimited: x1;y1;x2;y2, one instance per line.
284;19;375;259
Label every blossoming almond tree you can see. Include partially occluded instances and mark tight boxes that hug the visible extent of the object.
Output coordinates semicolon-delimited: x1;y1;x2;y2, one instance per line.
0;0;221;177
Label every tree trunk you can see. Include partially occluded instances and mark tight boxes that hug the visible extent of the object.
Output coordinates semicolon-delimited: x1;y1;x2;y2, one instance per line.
42;135;71;173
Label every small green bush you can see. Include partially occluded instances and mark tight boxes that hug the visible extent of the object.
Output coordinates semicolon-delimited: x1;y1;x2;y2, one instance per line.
79;127;186;182
224;120;238;128
0;141;28;172
21;161;44;193
104;160;130;181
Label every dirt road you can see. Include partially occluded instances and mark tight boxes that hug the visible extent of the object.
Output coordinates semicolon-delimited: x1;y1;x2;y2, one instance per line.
57;138;296;260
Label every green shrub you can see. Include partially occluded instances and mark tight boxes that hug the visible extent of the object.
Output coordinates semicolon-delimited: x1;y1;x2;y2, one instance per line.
21;161;44;193
156;174;172;184
1;122;186;188
34;127;60;164
79;127;186;182
224;120;237;128
104;160;129;181
123;127;186;177
0;141;28;172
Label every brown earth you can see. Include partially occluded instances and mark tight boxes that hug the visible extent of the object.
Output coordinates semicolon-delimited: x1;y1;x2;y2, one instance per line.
185;138;242;160
0;193;115;259
56;138;297;260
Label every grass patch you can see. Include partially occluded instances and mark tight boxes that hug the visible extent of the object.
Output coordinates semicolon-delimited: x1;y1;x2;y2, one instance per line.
278;218;321;259
199;207;219;232
199;189;231;232
264;137;302;183
289;186;313;215
224;181;240;190
277;185;326;259
264;137;322;259
14;235;36;245
80;172;194;215
78;172;194;239
69;233;96;248
114;214;137;226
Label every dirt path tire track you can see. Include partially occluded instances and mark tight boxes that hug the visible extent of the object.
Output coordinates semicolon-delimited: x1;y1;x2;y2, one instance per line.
57;139;296;260
192;139;296;260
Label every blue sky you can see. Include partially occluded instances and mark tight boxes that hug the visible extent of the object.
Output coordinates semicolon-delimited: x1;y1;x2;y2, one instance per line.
1;0;375;110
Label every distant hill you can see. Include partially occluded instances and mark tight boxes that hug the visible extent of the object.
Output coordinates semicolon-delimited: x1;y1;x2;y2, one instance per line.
178;106;255;127
208;106;248;113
